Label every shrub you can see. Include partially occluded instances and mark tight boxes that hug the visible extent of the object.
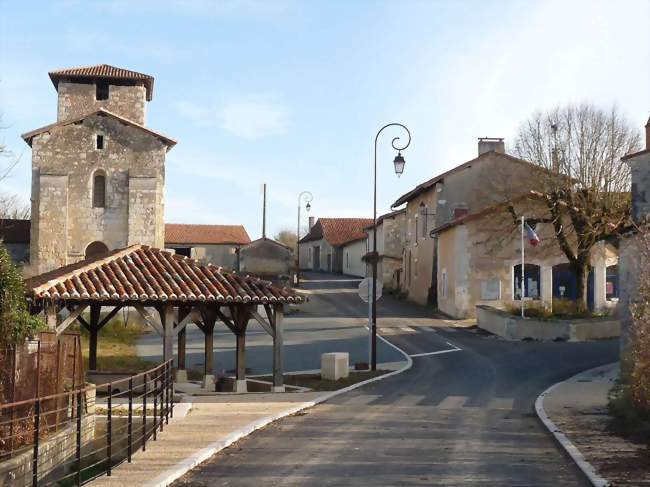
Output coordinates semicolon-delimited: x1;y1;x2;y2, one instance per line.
0;243;45;347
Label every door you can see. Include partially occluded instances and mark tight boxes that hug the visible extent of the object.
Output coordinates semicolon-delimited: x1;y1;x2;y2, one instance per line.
313;246;320;271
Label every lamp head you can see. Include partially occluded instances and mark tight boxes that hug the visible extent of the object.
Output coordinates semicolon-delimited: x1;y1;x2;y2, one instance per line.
393;151;406;177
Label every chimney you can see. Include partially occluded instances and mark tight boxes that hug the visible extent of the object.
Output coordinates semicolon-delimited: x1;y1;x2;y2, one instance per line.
308;216;315;230
478;137;505;156
645;116;650;150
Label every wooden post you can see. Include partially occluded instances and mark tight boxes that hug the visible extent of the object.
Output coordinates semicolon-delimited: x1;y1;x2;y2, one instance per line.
177;307;190;372
234;306;249;393
204;321;215;377
89;304;101;370
161;304;175;366
272;304;284;392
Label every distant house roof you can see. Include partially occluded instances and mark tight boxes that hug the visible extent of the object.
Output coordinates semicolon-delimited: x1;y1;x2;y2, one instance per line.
391;151;549;208
49;64;155;101
25;244;303;304
243;237;292;250
299;218;373;247
165;224;251;246
0;219;30;244
21;108;176;148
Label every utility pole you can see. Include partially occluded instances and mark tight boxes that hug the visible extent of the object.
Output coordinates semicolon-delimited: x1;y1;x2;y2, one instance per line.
262;183;267;239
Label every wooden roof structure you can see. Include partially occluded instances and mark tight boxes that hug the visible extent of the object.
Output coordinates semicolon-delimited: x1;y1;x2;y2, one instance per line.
26;245;304;392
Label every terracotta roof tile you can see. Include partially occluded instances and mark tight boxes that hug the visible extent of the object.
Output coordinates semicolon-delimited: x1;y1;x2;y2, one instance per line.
49;64;155;100
25;245;302;304
300;218;372;247
165;224;251;245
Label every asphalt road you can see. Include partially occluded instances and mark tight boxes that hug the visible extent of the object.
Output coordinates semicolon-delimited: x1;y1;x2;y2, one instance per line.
173;272;619;486
136;274;403;374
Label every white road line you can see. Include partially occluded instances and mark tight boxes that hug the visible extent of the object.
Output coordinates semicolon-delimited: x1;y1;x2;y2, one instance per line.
421;327;437;333
409;341;462;358
437;395;468;409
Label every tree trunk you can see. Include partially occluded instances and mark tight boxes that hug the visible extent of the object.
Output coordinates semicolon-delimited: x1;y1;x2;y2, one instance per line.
574;260;590;312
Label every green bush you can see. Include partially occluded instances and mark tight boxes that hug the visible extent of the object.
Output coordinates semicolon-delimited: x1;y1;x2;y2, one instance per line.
0;243;45;347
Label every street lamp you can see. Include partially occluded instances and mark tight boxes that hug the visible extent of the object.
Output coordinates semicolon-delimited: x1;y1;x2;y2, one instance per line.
370;123;411;370
296;191;313;288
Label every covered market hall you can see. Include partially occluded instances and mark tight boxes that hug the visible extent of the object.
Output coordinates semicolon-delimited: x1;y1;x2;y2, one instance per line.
24;244;305;392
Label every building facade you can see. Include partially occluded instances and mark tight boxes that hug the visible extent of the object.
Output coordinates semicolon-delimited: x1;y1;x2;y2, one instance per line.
365;209;406;290
619;118;650;351
22;65;175;276
298;218;372;274
165;223;251;269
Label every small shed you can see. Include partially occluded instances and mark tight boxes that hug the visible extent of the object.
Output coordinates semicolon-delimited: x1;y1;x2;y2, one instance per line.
238;237;292;287
24;244;305;391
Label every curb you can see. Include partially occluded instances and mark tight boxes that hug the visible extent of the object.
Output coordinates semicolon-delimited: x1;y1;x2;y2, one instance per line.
534;363;617;487
143;332;413;487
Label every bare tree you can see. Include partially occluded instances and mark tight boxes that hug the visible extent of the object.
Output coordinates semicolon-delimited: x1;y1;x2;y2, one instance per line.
508;104;641;310
274;229;297;254
0;193;30;219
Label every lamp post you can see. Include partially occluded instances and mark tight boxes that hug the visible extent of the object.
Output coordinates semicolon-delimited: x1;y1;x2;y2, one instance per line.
296;191;313;288
370;123;411;370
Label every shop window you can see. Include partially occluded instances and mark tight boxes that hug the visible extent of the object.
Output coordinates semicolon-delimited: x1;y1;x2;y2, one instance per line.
514;263;541;300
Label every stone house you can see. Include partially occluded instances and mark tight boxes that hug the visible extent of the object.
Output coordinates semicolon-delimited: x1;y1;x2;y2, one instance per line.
619;117;650;352
432;199;618;318
364;209;406;290
298;218;372;274
239;237;293;286
165;223;251;269
21;64;176;276
341;236;368;278
391;137;619;314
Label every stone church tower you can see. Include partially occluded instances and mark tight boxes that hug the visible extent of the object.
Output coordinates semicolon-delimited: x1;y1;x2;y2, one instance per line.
22;65;176;275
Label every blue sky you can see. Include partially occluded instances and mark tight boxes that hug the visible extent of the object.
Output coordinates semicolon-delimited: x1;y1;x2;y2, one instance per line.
1;0;649;239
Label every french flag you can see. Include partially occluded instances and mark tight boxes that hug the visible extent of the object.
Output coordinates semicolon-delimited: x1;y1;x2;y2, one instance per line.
525;222;540;246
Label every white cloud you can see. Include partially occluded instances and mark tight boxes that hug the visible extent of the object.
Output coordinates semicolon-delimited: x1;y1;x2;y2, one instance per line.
217;99;290;140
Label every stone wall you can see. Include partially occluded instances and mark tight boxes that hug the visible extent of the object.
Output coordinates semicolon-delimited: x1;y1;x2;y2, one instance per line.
29;114;166;275
57;81;147;125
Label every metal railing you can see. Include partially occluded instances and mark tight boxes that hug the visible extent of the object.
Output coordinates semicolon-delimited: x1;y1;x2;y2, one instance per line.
0;360;174;486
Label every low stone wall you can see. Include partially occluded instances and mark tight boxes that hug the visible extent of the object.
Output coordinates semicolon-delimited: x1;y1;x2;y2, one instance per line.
0;388;96;487
476;305;620;341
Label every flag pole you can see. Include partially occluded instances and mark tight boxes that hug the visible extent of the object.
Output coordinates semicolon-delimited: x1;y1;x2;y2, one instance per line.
521;215;525;318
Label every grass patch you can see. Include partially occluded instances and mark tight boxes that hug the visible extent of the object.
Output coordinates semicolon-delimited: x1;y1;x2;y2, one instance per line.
256;370;389;391
69;317;154;372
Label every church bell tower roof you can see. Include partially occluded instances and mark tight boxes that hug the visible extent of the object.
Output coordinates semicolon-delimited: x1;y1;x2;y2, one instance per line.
49;64;155;101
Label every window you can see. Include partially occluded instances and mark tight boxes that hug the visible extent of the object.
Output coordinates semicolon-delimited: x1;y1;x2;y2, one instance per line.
606;264;619;300
93;173;106;208
96;81;109;101
346;252;349;268
514;263;541;300
415;215;419;244
96;134;104;150
422;205;428;239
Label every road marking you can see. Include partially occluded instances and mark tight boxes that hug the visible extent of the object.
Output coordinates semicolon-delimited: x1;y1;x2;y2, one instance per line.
393;394;427;407
437;395;468;409
420;327;437;333
409;341;462;358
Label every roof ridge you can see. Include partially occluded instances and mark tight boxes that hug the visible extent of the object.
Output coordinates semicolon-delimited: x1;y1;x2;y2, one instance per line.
31;244;143;295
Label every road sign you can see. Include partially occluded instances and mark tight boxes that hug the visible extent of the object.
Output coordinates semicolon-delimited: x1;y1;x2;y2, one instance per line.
358;277;382;303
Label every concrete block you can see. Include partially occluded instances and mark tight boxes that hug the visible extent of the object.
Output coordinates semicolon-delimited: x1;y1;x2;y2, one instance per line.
201;374;215;389
175;369;188;383
272;385;286;393
321;353;349;381
234;379;248;393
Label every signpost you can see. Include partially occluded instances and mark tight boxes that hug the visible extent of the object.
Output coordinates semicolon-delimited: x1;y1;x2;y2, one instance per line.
358;278;382;367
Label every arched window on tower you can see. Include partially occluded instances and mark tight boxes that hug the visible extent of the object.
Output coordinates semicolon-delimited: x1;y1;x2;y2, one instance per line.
93;172;106;208
85;241;109;259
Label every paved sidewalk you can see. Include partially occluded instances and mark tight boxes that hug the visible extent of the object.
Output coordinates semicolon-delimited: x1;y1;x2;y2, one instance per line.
542;362;650;486
91;392;322;487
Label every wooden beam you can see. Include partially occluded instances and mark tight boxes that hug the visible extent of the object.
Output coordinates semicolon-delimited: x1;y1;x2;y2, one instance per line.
55;304;89;335
173;307;201;337
199;306;218;377
177;307;190;372
134;304;164;336
213;307;237;335
250;308;275;338
161;303;175;365
272;304;284;390
98;305;122;329
88;305;101;370
76;315;91;332
45;303;58;331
